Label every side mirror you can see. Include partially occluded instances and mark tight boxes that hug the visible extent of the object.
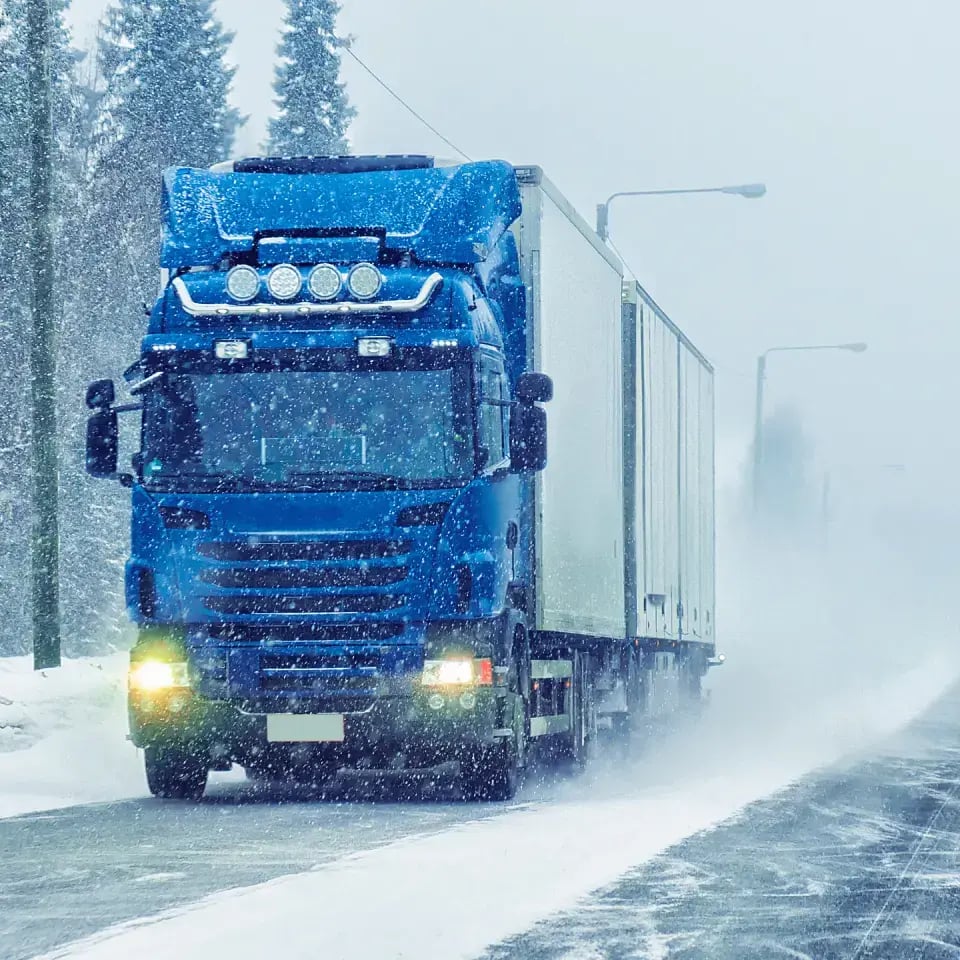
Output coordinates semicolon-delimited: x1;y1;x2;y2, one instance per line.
510;404;547;473
516;372;553;404
86;379;115;410
86;409;119;478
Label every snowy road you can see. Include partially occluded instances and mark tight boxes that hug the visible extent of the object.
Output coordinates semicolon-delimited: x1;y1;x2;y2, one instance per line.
484;684;960;959
2;659;956;960
0;782;514;960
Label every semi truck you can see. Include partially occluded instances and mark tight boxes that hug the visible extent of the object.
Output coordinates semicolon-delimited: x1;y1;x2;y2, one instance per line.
85;156;717;801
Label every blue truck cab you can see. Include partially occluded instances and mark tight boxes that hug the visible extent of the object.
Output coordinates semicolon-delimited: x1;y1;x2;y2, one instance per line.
86;156;555;799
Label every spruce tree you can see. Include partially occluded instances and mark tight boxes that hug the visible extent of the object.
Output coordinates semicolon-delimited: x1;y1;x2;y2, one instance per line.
269;0;354;156
58;0;241;655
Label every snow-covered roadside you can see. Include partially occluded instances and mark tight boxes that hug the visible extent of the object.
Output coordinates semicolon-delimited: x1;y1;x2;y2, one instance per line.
35;654;960;960
0;653;147;818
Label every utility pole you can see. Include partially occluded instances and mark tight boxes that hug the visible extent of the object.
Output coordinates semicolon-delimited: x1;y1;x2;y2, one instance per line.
27;0;61;669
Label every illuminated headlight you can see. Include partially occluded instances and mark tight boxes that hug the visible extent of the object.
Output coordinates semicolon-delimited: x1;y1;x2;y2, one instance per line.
421;658;493;687
129;660;190;692
357;337;392;358
266;263;302;301
307;263;343;300
347;262;383;300
225;265;260;302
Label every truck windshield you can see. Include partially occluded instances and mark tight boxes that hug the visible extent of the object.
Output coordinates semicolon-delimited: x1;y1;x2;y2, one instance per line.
140;367;473;491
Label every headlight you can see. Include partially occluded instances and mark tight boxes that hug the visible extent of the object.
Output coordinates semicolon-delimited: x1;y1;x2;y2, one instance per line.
307;263;343;300
266;263;302;300
129;660;190;692
347;262;383;300
421;657;493;687
225;265;260;302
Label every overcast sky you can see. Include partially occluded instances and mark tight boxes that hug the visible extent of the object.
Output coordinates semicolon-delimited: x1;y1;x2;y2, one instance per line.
65;0;959;510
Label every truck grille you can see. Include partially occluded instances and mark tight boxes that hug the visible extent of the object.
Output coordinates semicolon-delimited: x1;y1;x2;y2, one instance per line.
206;623;404;643
199;566;408;589
198;540;412;562
204;594;406;616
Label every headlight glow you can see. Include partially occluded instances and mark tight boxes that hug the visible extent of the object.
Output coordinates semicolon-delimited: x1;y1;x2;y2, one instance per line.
421;658;493;687
129;660;190;692
347;262;383;300
266;263;303;301
307;263;343;300
225;265;260;302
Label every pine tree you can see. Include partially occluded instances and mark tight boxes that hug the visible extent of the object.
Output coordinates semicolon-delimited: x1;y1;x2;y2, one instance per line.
269;0;354;156
55;0;242;656
90;0;241;279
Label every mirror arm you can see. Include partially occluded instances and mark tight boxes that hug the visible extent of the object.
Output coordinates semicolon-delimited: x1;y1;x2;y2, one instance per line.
112;402;143;414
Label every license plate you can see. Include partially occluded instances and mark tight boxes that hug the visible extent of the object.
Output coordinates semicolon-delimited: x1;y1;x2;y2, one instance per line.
266;713;345;743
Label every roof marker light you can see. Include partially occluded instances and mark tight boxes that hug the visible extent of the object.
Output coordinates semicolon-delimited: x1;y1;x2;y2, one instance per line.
431;339;458;349
266;263;302;301
226;265;260;302
347;263;383;300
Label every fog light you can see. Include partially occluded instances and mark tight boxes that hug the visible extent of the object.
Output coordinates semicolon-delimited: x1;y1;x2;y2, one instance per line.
459;692;477;710
428;693;445;711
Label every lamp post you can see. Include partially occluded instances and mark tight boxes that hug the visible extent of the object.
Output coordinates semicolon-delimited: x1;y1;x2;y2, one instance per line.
596;183;766;241
752;342;868;511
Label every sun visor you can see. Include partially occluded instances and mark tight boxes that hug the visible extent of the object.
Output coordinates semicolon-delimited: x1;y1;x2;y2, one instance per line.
160;160;522;270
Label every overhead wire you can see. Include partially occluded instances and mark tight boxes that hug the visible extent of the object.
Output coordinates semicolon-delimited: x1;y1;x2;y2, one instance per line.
343;46;472;162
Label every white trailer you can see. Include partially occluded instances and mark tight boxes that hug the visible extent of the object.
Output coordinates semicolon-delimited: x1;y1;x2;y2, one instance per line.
511;166;716;730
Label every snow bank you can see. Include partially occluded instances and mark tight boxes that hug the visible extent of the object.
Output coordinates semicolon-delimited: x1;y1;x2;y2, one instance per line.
35;654;959;960
0;653;145;818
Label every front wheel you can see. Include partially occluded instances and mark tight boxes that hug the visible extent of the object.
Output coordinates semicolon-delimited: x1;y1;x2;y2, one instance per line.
145;746;208;800
462;690;526;801
462;739;521;801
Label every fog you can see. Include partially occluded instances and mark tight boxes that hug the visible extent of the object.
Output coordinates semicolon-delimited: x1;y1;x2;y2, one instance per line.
65;0;960;688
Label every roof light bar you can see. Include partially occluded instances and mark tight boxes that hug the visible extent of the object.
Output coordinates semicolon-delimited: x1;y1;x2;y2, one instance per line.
171;272;444;319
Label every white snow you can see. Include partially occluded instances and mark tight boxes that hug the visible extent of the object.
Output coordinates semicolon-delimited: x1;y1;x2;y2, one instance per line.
0;654;146;819
34;653;960;960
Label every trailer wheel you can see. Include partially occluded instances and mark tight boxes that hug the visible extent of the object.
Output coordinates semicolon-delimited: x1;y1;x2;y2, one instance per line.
145;746;208;800
556;652;593;768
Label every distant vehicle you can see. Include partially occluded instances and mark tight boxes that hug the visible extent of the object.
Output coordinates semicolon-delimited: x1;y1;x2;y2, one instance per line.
85;156;717;800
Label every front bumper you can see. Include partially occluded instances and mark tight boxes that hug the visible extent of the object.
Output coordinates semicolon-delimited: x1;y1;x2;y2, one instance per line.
128;682;503;767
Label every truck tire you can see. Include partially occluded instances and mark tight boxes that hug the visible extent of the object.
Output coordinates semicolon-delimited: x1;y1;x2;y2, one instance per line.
462;687;526;801
145;746;208;800
462;738;521;801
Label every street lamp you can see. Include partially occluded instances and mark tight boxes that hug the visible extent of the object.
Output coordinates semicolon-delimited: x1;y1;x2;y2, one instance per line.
752;342;868;510
596;183;766;241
